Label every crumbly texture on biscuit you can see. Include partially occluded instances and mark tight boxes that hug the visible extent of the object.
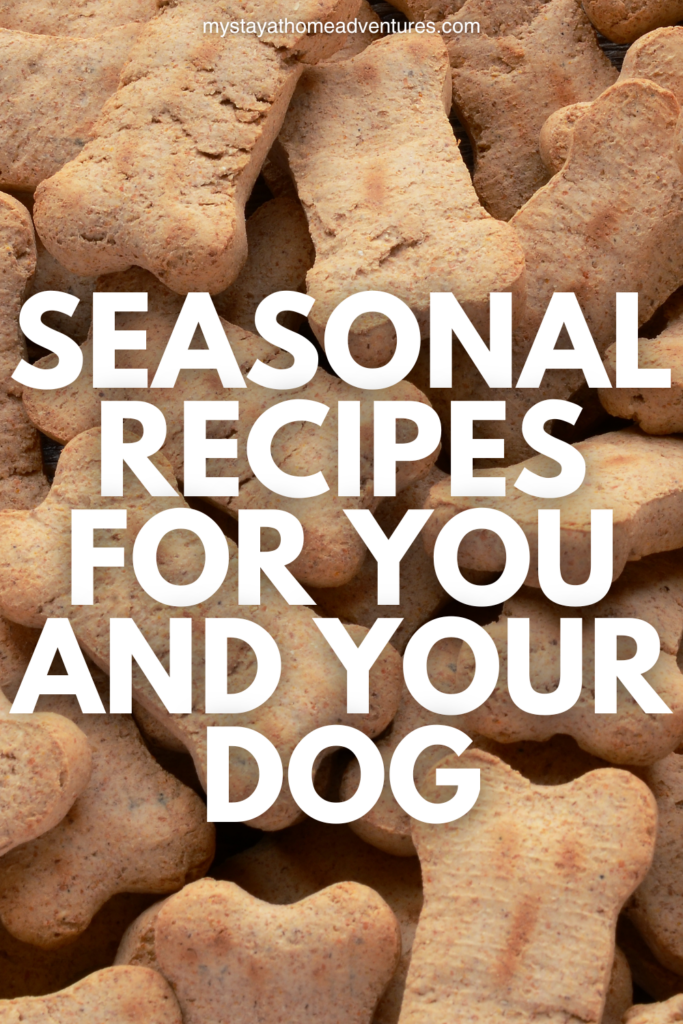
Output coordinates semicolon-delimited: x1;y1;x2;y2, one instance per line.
153;878;401;1024
0;427;402;830
444;0;616;220
0;0;162;36
0;690;214;948
33;0;361;294
23;267;439;589
424;429;683;587
626;994;683;1023
213;196;314;335
583;0;683;43
0;966;183;1024
399;751;656;1024
0;24;144;191
279;32;525;368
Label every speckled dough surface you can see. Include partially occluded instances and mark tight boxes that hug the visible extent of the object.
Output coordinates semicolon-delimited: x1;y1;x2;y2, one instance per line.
0;689;214;948
0;966;183;1024
33;0;360;295
583;0;683;43
0;427;402;830
398;750;657;1024
23;267;439;589
153;878;401;1024
0;0;162;36
424;429;683;587
443;0;616;220
626;995;683;1022
0;24;144;191
278;32;525;367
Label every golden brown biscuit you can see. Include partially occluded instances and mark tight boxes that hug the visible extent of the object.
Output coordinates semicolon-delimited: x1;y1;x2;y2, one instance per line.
118;820;421;1024
153;878;401;1024
0;687;91;858
0;192;48;510
424;429;683;588
0;689;214;948
0;966;182;1024
626;995;683;1023
278;32;525;367
33;0;361;295
443;0;616;220
310;468;450;653
399;750;656;1024
599;311;683;433
0;0;161;36
213;197;314;336
23;267;439;589
583;0;683;43
0;427;402;830
0;24;144;191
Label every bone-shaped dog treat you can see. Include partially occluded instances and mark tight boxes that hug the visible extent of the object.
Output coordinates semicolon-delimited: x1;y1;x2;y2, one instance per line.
541;27;683;175
583;0;683;43
0;893;158;999
0;427;402;829
153;878;400;1024
627;996;683;1023
0;0;161;36
0;688;91;858
278;32;525;368
0;689;214;948
627;754;683;976
0;966;182;1024
0;193;48;511
453;578;683;765
599;311;683;433
213;196;314;335
424;429;683;587
118;820;421;1024
23;267;438;588
398;750;656;1024
442;0;616;220
33;0;361;294
0;24;144;191
311;468;450;653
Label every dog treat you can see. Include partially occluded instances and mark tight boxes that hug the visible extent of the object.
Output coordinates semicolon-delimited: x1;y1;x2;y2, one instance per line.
398;749;656;1024
539;102;593;175
0;615;39;692
24;267;439;589
442;0;616;220
0;893;158;999
541;27;683;176
0;427;402;830
323;0;380;63
152;877;400;1024
28;238;97;345
0;966;182;1024
0;0;161;36
0;24;144;192
626;995;683;1023
599;311;683;433
424;429;683;587
583;0;683;43
278;32;525;368
311;468;450;653
118;820;421;1024
0;687;214;948
213;197;314;335
627;754;683;976
0;193;48;511
132;700;187;754
0;688;91;858
33;0;360;295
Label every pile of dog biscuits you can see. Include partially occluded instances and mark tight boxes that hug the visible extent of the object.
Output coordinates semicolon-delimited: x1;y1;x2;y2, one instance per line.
2;0;683;1021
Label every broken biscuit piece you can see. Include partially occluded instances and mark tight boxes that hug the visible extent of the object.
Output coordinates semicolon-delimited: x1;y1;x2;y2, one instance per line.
153;878;401;1024
0;966;183;1024
443;0;617;220
398;750;656;1024
278;31;525;368
0;0;161;36
33;0;361;295
583;0;683;43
